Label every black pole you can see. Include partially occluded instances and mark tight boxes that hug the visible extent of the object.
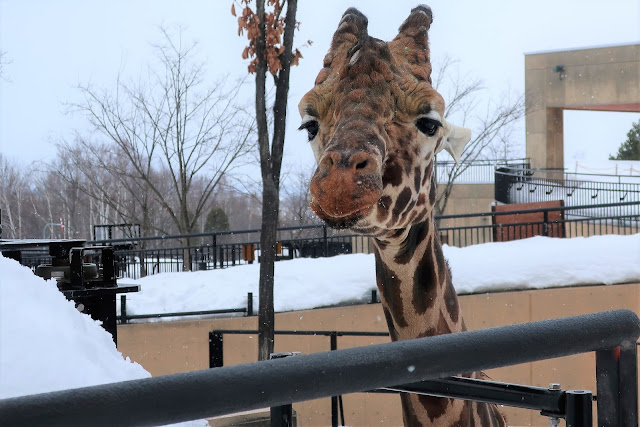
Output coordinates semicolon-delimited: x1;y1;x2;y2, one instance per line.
212;235;217;269
596;343;639;427
323;225;328;257
102;247;116;286
543;210;549;236
270;353;295;427
209;332;223;368
247;292;254;316
565;390;592;427
619;343;639;426
330;332;338;427
120;295;127;325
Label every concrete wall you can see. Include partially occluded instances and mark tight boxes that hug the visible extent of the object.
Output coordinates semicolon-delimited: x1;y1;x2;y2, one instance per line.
437;183;495;222
525;43;640;170
118;282;640;426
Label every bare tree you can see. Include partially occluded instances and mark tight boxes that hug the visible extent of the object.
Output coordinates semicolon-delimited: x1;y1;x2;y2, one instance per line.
0;50;10;81
235;0;303;360
0;154;29;238
432;57;526;216
280;166;316;228
68;27;256;266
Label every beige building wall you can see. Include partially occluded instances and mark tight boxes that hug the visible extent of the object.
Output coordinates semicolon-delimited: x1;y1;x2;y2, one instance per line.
118;282;640;426
525;43;640;170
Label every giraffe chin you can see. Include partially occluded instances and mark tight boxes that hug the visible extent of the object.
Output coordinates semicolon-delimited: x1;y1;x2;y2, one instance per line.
310;199;374;230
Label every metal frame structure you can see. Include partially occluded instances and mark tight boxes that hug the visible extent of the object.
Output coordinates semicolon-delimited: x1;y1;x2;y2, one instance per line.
0;310;637;427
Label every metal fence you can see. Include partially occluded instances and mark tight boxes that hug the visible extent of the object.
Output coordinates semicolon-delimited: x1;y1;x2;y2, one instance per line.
15;200;638;279
437;200;640;247
85;225;371;280
435;158;530;184
209;328;390;427
495;166;640;210
1;309;637;427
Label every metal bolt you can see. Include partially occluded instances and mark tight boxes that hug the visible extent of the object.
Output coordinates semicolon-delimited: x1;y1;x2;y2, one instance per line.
548;383;562;427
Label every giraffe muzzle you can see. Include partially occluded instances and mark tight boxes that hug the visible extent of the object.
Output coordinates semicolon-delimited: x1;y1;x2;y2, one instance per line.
309;150;383;222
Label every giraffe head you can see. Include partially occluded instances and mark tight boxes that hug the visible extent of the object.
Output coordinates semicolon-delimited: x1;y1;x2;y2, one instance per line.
299;5;471;235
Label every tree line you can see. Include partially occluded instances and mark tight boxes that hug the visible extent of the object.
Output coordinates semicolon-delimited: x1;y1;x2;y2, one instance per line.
0;149;316;241
0;26;316;243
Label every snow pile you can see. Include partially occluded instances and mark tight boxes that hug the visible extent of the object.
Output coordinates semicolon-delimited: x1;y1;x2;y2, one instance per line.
446;234;640;293
0;255;208;426
121;253;376;317
116;234;640;320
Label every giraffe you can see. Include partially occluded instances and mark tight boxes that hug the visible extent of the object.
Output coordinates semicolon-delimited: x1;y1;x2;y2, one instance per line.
299;5;507;427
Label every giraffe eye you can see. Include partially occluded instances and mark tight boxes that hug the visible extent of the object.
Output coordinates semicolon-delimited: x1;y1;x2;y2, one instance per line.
299;120;319;141
416;117;441;137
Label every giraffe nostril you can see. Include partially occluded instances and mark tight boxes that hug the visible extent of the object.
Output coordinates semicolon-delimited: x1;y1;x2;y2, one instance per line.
355;160;368;170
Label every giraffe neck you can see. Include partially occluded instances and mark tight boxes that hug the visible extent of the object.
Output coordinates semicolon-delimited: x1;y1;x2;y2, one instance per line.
373;216;488;426
373;215;464;342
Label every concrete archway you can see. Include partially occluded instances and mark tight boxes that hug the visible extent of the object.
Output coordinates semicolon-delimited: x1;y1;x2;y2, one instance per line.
525;43;640;170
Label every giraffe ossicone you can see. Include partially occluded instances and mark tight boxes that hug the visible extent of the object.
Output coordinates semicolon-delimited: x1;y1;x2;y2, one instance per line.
300;4;506;426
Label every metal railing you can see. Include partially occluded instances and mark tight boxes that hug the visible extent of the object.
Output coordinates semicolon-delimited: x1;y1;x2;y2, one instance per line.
85;225;370;279
435;158;530;184
1;310;637;426
117;293;253;324
209;327;389;426
437;200;640;248
495;166;640;209
14;200;639;278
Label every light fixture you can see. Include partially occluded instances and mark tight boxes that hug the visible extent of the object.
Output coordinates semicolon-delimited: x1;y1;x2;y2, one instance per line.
554;65;566;80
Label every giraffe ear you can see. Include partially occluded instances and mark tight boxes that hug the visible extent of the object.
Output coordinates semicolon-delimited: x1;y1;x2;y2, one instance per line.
443;122;471;164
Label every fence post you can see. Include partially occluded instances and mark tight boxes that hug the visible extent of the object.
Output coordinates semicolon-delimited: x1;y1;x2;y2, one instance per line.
619;343;638;426
323;225;328;257
565;390;592;427
212;235;217;269
269;353;296;427
329;332;344;427
370;289;378;304
247;292;253;316
597;345;639;427
543;210;549;236
120;295;127;324
209;332;223;368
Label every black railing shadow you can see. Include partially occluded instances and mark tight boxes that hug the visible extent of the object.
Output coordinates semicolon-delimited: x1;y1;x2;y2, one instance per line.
0;310;638;427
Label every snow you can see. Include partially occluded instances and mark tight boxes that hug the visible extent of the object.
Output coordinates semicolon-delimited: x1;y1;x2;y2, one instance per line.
114;234;640;319
0;255;208;426
1;233;639;424
446;235;640;293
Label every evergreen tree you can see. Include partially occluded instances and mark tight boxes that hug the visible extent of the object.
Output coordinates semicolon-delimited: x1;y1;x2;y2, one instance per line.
609;120;640;160
204;207;230;232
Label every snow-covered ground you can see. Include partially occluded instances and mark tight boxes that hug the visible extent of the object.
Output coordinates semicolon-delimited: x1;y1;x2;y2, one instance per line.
116;234;640;319
1;233;639;423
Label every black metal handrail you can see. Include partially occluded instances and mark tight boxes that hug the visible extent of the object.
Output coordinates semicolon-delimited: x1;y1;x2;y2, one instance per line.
117;293;254;324
1;310;637;427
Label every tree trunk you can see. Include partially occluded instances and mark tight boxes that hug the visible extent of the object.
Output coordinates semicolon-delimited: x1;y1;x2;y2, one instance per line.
254;0;298;362
258;177;279;361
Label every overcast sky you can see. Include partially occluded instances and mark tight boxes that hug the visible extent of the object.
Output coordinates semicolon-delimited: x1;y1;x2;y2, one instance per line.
1;0;639;175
